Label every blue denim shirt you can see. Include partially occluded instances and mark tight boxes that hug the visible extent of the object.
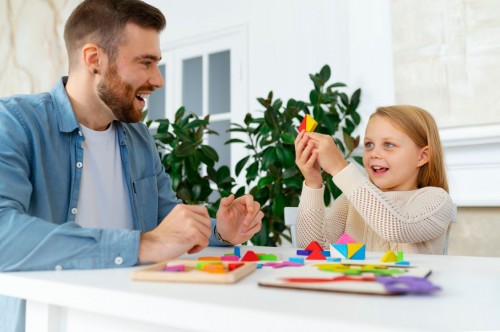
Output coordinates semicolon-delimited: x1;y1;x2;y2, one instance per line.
0;77;226;331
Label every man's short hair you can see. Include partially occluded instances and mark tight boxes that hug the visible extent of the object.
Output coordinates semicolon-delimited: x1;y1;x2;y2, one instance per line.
64;0;166;71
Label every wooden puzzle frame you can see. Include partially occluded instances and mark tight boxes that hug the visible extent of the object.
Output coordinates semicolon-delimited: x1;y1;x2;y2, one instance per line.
258;263;432;295
132;260;257;284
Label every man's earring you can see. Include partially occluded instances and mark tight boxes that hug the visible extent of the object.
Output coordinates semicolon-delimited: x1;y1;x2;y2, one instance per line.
93;68;98;74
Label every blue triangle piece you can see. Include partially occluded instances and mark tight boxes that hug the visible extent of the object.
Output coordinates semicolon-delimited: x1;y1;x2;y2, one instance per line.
332;244;348;258
350;245;366;260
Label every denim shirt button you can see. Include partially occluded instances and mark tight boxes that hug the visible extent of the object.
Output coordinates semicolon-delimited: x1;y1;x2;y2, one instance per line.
114;256;123;265
78;130;82;136
71;208;78;215
76;162;83;168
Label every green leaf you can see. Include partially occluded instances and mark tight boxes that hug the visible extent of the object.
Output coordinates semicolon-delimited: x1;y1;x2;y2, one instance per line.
327;82;347;89
186;119;208;130
217;166;232;185
282;177;303;189
339;93;349;108
272;99;283;111
343;131;355;152
262;147;278;169
225;138;246;144
351;110;361;126
344;118;355;134
175;141;198;157
276;146;294;168
319;65;331;82
235;156;250;176
200;145;219;163
272;193;286;217
350;88;361;111
175;107;186;122
353;156;364;166
264;108;280;131
197;149;215;168
246;161;259;183
257;176;273;188
309;90;319;104
281;133;295;145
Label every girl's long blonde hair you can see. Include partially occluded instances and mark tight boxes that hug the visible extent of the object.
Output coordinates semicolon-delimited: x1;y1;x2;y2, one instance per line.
372;105;449;192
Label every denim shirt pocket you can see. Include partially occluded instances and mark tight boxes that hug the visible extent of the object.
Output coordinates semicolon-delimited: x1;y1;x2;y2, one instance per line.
133;175;159;231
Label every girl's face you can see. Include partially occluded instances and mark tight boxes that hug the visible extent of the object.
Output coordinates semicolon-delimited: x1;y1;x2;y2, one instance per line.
362;115;428;192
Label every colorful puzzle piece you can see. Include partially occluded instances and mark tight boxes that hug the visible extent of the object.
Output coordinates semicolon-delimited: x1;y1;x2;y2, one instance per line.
162;264;186;272
380;250;398;263
199;256;222;261
228;263;244;271
305;240;323;251
296;249;311;256
298;114;318;132
306;250;326;260
289;257;305;264
395;261;410;266
336;233;357;244
234;246;241;258
258;254;278;261
241;250;260;262
221;255;240;261
330;243;366;260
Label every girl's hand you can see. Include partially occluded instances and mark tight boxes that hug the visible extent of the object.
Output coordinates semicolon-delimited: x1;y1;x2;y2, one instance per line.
305;132;349;176
295;130;323;188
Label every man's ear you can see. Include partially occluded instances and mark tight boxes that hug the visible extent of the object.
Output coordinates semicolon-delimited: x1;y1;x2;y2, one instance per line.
81;43;102;75
418;146;430;167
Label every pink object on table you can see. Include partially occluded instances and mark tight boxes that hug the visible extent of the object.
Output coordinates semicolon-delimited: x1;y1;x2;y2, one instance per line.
221;255;240;261
162;264;186;272
336;233;356;244
261;262;304;268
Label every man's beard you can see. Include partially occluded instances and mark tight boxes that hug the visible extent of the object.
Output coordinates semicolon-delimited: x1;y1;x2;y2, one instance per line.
97;65;154;123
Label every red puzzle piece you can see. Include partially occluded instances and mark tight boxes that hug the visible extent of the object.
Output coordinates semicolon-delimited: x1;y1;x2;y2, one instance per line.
305;240;323;251
241;250;260;262
306;250;326;260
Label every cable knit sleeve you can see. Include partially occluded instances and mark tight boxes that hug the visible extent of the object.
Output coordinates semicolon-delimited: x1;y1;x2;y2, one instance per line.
296;182;349;249
333;163;454;243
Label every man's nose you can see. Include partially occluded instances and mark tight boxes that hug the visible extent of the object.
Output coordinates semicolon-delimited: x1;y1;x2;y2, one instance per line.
150;65;164;89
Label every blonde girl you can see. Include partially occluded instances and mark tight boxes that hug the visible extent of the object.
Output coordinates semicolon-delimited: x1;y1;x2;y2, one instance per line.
294;105;454;254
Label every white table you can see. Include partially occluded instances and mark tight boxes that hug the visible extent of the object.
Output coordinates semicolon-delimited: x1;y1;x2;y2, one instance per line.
1;246;499;332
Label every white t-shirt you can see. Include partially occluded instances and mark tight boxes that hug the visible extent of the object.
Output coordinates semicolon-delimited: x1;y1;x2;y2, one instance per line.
75;122;134;229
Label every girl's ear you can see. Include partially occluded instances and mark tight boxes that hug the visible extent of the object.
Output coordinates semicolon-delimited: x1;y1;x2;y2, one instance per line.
417;146;430;167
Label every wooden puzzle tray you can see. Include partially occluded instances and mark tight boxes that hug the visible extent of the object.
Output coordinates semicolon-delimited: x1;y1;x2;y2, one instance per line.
258;263;433;295
132;260;257;284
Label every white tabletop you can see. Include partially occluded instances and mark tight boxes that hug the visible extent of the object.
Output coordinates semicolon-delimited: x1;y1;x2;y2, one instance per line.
1;246;500;332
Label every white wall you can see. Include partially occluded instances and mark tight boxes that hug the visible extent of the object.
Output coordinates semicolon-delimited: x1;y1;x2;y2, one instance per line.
146;0;395;126
146;0;500;207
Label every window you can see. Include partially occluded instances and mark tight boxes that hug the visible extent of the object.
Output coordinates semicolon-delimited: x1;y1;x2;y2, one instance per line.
163;27;249;190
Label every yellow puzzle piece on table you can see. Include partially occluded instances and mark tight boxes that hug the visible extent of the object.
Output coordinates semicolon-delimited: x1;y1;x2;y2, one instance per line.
380;250;398;263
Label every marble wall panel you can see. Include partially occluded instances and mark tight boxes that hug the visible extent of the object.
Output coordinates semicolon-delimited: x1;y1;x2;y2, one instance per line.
0;0;79;97
392;0;500;127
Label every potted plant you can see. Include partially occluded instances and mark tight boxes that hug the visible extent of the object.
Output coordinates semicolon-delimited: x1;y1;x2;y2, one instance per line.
146;64;363;246
145;107;240;217
228;65;363;246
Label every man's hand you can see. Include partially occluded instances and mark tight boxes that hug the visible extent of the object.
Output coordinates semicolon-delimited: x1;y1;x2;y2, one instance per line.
215;194;263;245
139;205;211;263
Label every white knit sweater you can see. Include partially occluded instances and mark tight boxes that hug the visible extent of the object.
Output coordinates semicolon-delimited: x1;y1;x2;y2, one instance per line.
296;163;454;254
